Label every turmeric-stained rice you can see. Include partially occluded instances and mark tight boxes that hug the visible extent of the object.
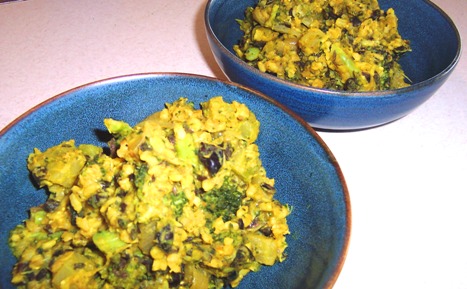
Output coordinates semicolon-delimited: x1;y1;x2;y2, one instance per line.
234;0;411;91
9;97;290;289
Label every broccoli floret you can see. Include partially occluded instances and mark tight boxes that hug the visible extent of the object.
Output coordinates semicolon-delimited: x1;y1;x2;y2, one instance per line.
202;178;243;222
104;119;133;142
104;119;134;157
164;191;188;218
134;163;148;196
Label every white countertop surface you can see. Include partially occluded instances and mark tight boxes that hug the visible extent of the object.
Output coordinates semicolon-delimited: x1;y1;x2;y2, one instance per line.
1;0;466;288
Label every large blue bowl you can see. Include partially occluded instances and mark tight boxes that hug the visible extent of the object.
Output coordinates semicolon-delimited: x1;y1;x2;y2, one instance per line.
205;0;461;130
0;74;350;289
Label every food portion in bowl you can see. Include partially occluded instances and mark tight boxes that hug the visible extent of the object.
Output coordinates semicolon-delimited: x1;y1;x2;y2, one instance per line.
233;0;411;91
8;97;290;289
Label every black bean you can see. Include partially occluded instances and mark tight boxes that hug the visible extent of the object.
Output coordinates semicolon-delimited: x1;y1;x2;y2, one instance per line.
362;72;371;83
238;218;245;230
351;16;362;27
226;270;238;282
260;183;276;194
371;9;382;20
43;199;60;212
323;5;339;20
26;272;35;281
52;249;64;257
169;272;183;287
344;78;359;91
15;262;29;273
35;268;48;281
260;226;273;237
100;180;112;190
108;139;118;158
197;175;207;182
139;142;152;151
165;231;174;241
198;143;224;175
120;202;127;212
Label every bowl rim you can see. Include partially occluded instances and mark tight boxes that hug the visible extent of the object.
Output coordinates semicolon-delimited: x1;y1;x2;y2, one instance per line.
204;0;462;98
0;72;352;289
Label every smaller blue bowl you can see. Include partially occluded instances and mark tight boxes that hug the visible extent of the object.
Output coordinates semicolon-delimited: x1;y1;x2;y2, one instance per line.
205;0;461;130
0;74;350;289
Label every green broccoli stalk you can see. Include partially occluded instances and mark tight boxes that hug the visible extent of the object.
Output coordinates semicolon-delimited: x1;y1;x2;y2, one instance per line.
201;178;243;222
92;231;128;256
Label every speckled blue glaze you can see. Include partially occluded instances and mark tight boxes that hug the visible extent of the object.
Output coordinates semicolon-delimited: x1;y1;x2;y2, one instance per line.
0;74;350;289
205;0;461;130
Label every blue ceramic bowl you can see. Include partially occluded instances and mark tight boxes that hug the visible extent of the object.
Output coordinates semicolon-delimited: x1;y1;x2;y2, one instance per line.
205;0;461;130
0;74;350;289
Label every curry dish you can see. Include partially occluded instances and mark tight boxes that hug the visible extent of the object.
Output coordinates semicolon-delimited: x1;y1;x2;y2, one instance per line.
9;97;290;288
234;0;411;91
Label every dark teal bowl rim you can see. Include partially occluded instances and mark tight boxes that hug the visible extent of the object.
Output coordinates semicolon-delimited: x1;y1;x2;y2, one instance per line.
204;0;462;98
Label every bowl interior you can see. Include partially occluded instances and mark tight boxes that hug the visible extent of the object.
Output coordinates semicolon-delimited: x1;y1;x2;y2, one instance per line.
0;74;350;289
207;0;460;87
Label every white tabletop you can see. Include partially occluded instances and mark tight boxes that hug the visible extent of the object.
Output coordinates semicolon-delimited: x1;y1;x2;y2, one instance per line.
1;0;466;288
